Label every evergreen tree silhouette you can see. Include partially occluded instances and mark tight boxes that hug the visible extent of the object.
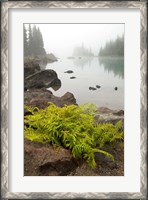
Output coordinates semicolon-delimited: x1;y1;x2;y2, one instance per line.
24;24;46;56
24;26;29;56
99;35;124;57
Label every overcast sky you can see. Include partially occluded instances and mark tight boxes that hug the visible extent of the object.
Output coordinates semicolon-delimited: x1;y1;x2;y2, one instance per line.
27;24;124;57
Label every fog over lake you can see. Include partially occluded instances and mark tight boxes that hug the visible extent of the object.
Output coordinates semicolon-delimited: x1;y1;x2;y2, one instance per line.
28;23;124;109
37;24;124;57
46;57;124;110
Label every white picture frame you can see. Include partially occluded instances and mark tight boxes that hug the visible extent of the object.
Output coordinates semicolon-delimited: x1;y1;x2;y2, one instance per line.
1;1;147;199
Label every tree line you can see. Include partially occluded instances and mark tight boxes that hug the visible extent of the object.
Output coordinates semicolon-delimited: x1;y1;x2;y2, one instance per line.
24;24;46;57
99;35;124;57
73;44;94;57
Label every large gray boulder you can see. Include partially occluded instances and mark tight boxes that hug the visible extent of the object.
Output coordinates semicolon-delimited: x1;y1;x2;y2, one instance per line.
24;69;61;91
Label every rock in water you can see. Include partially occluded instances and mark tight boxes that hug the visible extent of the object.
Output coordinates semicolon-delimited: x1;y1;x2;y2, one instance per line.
96;85;101;88
70;76;76;79
64;70;74;74
89;86;96;90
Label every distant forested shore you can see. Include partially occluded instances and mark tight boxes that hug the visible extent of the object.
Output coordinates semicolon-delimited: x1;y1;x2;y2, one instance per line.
98;35;124;57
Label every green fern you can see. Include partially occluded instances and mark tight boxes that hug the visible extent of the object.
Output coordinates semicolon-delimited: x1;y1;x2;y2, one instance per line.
24;103;123;168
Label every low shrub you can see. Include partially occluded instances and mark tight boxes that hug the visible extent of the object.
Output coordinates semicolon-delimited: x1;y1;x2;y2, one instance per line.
24;103;123;168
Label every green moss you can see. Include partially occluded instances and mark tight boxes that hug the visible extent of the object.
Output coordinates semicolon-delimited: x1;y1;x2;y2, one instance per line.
24;103;123;168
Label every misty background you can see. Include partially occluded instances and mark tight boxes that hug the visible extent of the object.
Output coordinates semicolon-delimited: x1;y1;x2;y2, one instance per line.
27;24;124;57
24;23;124;109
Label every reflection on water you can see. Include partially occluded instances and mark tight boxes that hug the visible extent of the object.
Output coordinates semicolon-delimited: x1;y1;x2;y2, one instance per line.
73;57;93;69
46;56;124;110
98;57;124;79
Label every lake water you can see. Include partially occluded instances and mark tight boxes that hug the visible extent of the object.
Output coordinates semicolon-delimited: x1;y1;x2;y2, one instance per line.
46;57;124;110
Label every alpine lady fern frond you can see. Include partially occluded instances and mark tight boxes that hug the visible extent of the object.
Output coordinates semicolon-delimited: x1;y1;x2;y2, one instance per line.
24;103;123;168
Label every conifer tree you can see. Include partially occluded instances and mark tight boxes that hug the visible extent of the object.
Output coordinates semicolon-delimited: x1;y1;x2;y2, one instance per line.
32;25;38;55
28;24;34;56
99;35;124;57
24;25;28;56
37;27;46;55
25;24;46;56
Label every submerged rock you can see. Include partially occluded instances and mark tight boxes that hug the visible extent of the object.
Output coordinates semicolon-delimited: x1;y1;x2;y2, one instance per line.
67;56;74;59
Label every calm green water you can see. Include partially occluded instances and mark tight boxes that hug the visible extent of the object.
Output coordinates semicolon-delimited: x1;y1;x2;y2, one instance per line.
46;57;124;110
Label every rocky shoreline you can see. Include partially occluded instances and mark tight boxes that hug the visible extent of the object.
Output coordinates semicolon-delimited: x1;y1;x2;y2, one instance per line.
24;58;124;176
24;138;124;176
